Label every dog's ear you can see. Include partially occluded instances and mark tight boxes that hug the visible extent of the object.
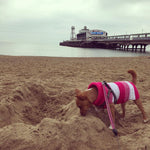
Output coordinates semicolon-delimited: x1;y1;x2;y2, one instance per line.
86;89;98;103
75;89;81;99
75;89;81;96
75;89;86;100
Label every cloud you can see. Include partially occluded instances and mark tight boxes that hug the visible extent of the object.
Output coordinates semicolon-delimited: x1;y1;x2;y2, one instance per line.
0;0;96;22
0;0;150;43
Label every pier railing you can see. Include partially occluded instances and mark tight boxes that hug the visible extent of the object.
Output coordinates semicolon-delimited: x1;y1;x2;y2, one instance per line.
97;33;150;52
106;33;150;40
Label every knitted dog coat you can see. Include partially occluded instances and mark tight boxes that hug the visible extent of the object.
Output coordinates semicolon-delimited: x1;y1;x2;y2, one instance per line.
88;81;139;107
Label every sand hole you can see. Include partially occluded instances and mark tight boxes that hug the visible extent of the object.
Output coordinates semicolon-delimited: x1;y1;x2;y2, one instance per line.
0;82;67;127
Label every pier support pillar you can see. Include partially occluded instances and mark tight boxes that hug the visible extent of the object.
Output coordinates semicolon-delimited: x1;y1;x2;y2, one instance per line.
143;44;147;53
127;45;129;51
140;45;142;52
132;45;135;52
135;44;138;52
140;44;144;53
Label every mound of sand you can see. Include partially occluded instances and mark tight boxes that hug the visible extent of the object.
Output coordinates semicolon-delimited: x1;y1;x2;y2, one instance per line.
0;56;150;150
0;81;116;150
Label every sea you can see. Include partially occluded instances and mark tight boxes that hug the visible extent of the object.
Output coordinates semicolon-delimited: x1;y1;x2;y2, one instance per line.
0;42;150;57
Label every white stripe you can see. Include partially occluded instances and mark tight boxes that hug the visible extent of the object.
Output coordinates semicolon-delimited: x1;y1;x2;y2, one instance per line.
124;81;136;100
108;82;120;103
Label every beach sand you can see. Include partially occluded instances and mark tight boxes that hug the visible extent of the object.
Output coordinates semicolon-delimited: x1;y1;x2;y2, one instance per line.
0;55;150;150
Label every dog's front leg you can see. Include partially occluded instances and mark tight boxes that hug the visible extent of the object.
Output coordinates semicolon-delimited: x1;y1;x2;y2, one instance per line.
121;103;126;118
109;103;116;129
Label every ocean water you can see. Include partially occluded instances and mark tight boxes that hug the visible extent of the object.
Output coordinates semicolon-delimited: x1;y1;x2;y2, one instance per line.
0;42;150;57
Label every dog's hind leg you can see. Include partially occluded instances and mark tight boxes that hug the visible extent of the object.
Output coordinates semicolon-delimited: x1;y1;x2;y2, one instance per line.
134;99;148;123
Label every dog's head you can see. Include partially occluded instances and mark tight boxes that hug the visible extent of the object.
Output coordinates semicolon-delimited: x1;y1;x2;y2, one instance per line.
75;89;92;116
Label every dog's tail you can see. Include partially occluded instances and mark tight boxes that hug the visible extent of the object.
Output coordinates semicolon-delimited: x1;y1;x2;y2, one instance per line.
128;70;137;85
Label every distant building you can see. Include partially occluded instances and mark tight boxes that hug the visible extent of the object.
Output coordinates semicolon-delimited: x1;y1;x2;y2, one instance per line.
76;26;108;40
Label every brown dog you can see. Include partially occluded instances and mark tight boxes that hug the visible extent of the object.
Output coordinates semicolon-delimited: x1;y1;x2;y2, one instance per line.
75;70;148;128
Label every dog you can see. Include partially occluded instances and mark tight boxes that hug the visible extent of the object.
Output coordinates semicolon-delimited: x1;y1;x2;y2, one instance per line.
75;70;148;129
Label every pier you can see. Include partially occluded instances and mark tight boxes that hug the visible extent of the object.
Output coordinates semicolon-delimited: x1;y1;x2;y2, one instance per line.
60;32;150;53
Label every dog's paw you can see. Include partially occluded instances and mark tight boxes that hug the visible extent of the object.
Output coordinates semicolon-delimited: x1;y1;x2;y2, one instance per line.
143;119;149;123
109;125;113;130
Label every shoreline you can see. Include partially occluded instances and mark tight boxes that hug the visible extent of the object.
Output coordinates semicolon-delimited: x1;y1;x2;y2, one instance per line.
0;54;150;58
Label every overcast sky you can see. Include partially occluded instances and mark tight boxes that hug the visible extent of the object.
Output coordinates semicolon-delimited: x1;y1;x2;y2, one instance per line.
0;0;150;45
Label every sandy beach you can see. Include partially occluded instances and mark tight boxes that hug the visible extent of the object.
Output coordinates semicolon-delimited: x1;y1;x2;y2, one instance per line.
0;55;150;150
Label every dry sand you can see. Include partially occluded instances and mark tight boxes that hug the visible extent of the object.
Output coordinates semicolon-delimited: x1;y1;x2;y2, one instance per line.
0;55;150;150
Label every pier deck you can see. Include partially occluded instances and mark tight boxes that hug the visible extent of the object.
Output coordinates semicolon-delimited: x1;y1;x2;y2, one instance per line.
60;33;150;52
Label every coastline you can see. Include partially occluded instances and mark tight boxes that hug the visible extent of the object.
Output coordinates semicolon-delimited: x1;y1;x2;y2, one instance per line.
0;55;150;150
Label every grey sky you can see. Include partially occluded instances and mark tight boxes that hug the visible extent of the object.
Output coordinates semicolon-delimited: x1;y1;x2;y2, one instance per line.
0;0;150;45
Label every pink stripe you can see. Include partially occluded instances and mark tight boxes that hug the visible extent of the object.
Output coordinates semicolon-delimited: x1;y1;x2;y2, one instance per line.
88;82;115;107
88;82;105;106
114;81;130;103
114;82;125;104
122;82;130;103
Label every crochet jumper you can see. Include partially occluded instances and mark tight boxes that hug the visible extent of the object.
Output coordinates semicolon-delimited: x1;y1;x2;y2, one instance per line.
88;81;139;107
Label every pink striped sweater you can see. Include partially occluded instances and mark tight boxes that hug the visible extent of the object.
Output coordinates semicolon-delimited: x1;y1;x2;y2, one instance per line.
88;81;139;107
